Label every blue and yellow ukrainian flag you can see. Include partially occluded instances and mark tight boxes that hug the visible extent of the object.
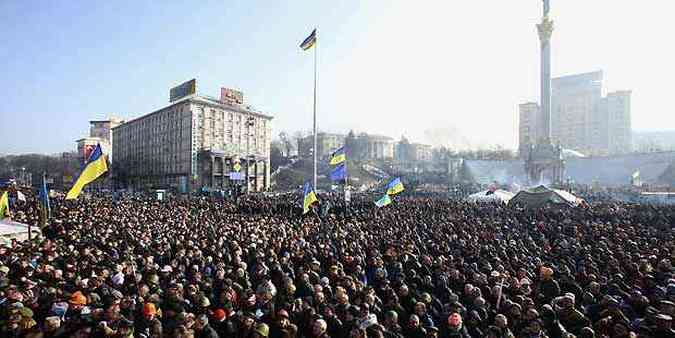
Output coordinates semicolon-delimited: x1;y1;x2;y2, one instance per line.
329;146;346;165
375;194;392;208
0;191;9;219
300;29;317;51
303;182;319;214
386;177;404;196
66;144;108;200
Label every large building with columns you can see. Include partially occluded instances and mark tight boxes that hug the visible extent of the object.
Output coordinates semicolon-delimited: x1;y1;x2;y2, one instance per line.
112;81;273;193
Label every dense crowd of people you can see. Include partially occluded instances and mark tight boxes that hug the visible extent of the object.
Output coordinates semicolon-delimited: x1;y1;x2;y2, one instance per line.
1;190;675;337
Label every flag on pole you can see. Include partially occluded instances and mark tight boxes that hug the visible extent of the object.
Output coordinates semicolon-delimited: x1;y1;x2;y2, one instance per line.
303;182;319;214
375;194;392;208
300;29;317;50
386;177;405;196
66;144;108;199
329;146;346;165
39;173;51;220
631;170;641;186
0;191;9;219
330;163;347;182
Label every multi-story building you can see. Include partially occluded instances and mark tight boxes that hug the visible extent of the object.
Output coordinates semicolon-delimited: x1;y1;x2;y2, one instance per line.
605;91;632;154
297;132;344;159
365;134;395;160
519;71;631;156
551;71;603;154
76;118;124;164
112;82;273;193
518;102;540;156
633;130;675;153
411;143;433;162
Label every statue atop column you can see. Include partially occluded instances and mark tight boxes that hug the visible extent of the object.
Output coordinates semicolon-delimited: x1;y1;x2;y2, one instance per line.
537;0;554;44
526;0;564;186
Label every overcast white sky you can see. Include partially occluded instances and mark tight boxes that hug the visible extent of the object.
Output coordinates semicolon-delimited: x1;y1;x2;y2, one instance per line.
293;0;675;149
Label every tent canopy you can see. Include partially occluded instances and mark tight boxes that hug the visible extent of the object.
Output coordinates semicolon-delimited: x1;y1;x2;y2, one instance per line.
508;185;583;208
466;189;514;204
0;219;39;243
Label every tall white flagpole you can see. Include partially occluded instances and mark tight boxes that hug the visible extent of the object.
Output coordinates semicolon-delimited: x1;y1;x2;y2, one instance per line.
312;28;318;190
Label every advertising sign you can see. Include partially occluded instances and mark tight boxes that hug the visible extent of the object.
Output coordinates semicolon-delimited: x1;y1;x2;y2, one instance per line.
170;79;197;102
220;87;244;104
83;144;95;162
230;172;244;180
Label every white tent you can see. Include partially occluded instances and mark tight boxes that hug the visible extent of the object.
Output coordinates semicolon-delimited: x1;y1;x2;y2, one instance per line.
466;189;515;204
0;219;40;243
508;185;584;208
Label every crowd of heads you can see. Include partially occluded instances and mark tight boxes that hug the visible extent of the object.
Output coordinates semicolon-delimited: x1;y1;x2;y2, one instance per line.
1;190;675;337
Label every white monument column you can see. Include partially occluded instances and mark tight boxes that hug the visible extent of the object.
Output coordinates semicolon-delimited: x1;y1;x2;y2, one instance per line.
537;0;554;142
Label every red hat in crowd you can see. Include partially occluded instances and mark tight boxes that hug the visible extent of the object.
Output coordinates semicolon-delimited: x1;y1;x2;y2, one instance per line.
213;309;227;321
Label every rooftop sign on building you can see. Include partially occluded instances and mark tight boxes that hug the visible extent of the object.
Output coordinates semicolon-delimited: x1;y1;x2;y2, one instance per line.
169;79;197;102
220;87;244;104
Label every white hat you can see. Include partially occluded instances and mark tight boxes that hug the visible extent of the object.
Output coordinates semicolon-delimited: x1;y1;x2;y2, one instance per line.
112;272;125;286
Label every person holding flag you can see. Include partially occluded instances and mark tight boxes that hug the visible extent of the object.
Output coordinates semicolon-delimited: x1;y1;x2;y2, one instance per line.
302;182;319;215
66;144;108;200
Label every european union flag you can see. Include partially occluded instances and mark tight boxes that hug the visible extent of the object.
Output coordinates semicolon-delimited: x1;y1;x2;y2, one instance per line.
386;177;404;196
330;163;346;182
303;182;319;215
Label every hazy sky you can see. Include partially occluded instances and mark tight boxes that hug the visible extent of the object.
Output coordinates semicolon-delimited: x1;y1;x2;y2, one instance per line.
1;0;674;154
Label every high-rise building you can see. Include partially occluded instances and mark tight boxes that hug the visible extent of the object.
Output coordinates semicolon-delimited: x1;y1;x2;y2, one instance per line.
551;71;603;154
605;91;632;154
518;102;540;156
112;81;273;193
519;71;631;156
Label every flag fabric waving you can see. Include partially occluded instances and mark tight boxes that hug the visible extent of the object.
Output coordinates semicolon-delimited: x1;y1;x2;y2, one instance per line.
386;177;405;196
39;173;51;220
303;182;319;215
375;194;392;208
300;29;317;51
330;163;347;182
66;144;108;200
631;170;641;186
329;146;346;165
0;191;9;219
